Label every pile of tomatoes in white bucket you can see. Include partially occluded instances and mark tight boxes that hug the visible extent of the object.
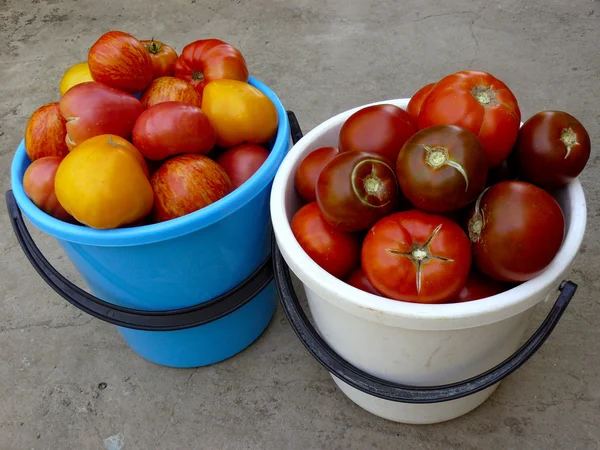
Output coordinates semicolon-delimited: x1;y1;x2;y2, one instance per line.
291;70;591;305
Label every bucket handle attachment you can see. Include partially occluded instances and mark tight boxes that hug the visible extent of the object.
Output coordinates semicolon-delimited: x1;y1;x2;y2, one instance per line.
273;238;577;404
5;189;273;332
273;112;578;404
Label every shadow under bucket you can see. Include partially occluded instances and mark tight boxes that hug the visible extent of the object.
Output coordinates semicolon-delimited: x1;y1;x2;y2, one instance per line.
8;77;292;368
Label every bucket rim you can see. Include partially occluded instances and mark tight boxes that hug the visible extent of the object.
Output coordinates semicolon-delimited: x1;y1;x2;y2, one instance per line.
11;76;291;247
269;97;588;329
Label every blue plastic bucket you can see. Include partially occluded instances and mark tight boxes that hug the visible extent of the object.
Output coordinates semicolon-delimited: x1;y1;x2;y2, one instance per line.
8;77;291;368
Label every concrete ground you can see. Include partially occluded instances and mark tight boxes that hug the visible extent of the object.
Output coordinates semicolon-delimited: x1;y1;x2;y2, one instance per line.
1;0;599;448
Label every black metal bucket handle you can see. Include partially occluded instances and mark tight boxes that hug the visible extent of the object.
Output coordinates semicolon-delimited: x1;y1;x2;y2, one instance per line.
5;110;302;332
272;112;579;404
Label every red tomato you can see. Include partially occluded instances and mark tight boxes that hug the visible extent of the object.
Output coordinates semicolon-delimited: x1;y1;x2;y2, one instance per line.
291;202;361;279
24;102;69;161
417;70;521;167
140;77;202;109
316;151;400;232
59;82;144;149
515;110;591;187
132;101;216;160
294;147;340;203
23;156;73;222
407;83;436;123
140;39;178;79
346;266;382;296
468;181;565;282
151;154;232;222
215;144;270;189
454;270;513;303
362;210;471;303
339;104;417;163
173;39;249;94
88;31;153;94
396;125;488;213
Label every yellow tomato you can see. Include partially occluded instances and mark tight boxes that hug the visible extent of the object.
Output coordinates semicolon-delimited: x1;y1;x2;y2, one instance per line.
54;134;153;229
59;62;94;96
201;79;279;148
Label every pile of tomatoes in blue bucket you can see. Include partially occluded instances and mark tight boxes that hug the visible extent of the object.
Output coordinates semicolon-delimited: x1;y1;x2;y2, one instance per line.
7;30;292;368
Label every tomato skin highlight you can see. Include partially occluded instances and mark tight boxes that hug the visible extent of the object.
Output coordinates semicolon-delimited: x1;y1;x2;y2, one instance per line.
215;143;270;189
417;70;521;168
407;83;436;123
468;180;565;282
150;154;232;223
346;266;382;296
316;151;400;233
515;110;591;187
140;39;178;79
88;31;154;94
23;156;73;222
396;124;488;213
291;202;361;279
173;39;249;94
132;101;216;161
24;102;69;161
453;269;513;303
339;104;417;163
294;146;340;204
362;210;472;304
140;77;202;109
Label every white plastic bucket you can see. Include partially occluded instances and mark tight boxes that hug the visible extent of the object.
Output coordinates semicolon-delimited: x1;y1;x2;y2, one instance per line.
270;99;587;424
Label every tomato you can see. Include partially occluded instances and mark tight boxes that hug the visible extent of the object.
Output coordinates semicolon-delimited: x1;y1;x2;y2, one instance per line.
454;269;513;303
215;144;270;189
515;110;591;187
140;77;202;108
362;210;471;303
316;151;399;232
467;181;565;282
406;82;436;123
54;134;153;229
140;39;178;79
294;146;340;203
23;156;73;222
24;102;69;161
173;39;248;94
417;70;521;168
60;82;144;149
88;31;153;94
151;154;232;222
346;266;382;296
59;62;94;96
338;104;417;163
396;124;488;213
201;79;278;148
132;101;216;161
291;202;361;279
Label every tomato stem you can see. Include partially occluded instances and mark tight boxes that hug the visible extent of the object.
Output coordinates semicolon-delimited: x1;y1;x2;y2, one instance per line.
423;145;470;191
387;224;453;294
147;38;163;54
351;159;396;208
468;186;490;242
192;71;205;82
470;85;497;107
560;128;578;159
425;146;449;168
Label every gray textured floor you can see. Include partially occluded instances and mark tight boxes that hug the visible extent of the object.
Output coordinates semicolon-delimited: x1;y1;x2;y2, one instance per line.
1;1;599;449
